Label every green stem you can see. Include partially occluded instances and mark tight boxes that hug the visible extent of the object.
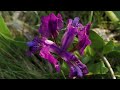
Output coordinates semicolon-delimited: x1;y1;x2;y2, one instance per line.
61;70;66;79
89;11;94;23
99;54;116;79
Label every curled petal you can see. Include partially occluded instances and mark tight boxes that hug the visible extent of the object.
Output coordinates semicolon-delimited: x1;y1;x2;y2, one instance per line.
40;46;60;72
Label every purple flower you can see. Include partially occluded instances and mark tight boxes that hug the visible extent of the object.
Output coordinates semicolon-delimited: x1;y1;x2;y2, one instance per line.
27;14;91;78
77;23;91;55
39;13;63;38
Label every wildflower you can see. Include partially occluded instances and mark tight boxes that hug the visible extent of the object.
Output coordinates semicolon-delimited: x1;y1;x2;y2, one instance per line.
39;13;63;39
27;13;91;78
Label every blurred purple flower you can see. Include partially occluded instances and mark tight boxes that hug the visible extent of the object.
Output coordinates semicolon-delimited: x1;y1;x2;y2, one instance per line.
27;14;91;78
39;13;63;38
77;23;91;55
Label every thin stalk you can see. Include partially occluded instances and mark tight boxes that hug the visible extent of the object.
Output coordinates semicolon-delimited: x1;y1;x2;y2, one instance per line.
69;43;79;52
61;70;66;79
89;11;94;23
99;54;116;79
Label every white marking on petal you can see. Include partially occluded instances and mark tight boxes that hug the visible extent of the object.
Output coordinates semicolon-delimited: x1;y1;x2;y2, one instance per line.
45;40;54;45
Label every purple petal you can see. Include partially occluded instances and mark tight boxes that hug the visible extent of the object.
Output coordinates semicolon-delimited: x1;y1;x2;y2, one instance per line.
67;19;73;27
72;17;80;27
49;13;58;37
69;66;77;78
61;25;78;50
27;36;41;54
39;16;50;38
85;23;91;36
27;41;35;47
57;13;63;30
39;46;60;72
75;66;83;77
39;13;63;38
58;50;88;78
43;41;88;77
77;24;91;56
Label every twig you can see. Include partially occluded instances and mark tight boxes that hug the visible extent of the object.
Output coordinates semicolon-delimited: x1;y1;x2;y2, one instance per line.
99;54;116;79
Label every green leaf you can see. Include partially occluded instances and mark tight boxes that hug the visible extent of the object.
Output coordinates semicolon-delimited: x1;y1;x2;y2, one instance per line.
85;46;95;56
103;41;114;54
88;61;108;74
0;15;12;38
61;61;69;74
112;11;120;21
105;11;119;22
114;43;120;51
81;55;92;64
89;30;105;52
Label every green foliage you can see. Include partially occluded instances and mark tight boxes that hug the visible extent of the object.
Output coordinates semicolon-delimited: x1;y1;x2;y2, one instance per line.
89;30;105;52
61;61;69;76
0;15;12;38
107;51;120;59
88;61;108;74
103;41;114;54
105;11;119;22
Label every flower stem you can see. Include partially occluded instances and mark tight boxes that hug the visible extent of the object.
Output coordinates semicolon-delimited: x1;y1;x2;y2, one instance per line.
89;11;93;23
69;43;79;52
61;70;66;79
99;54;116;79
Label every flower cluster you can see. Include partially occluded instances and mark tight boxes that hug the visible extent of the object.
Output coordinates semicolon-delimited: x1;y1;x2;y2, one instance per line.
27;13;91;78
